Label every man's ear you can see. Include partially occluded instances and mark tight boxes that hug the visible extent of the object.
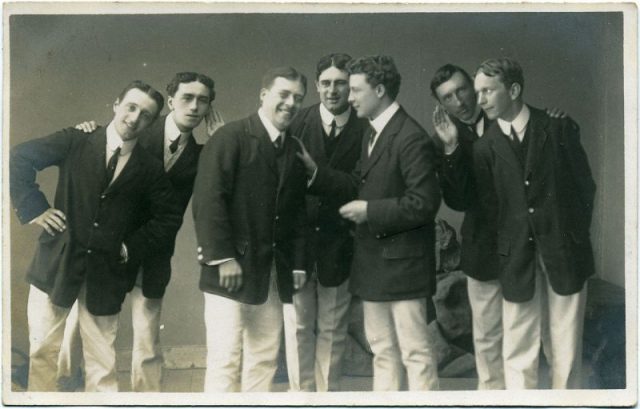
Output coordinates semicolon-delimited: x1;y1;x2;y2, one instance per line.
167;96;175;111
259;88;267;104
375;83;386;99
509;83;522;101
112;98;120;113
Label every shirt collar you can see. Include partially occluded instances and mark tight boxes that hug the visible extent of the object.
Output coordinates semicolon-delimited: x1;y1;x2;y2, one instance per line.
497;104;530;136
370;101;400;134
106;121;136;155
319;104;351;128
258;108;284;143
165;114;183;142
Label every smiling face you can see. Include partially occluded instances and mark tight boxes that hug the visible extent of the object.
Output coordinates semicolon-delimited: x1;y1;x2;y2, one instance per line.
474;72;520;121
260;76;306;131
434;71;477;122
168;81;211;132
112;88;160;140
316;66;350;116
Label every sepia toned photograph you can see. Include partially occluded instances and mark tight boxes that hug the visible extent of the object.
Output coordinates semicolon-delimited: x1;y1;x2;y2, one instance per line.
3;2;637;406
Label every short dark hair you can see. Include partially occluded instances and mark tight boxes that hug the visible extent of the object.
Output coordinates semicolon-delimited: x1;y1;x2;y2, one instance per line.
315;53;352;79
117;80;164;119
261;66;307;95
166;72;216;102
347;55;402;100
475;58;525;93
429;64;473;100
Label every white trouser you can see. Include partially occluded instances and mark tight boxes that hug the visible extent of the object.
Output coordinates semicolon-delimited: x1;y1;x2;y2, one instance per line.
130;275;163;392
467;277;505;389
28;284;118;392
57;270;164;392
282;270;351;392
57;302;82;383
363;298;439;391
203;267;283;392
503;254;587;389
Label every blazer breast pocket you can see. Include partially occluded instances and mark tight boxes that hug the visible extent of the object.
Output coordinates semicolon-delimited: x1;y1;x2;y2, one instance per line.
497;236;511;256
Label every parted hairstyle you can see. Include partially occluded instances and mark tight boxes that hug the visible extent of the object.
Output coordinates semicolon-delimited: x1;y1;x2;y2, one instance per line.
117;80;165;119
166;72;216;102
261;66;307;94
475;58;525;94
316;53;353;79
347;55;402;100
429;64;474;100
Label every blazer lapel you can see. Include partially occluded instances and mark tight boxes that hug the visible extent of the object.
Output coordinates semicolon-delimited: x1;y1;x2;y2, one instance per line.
305;109;329;167
329;110;361;167
360;108;406;177
491;125;522;172
277;132;296;192
524;107;549;179
88;128;109;189
248;114;279;177
104;144;141;193
168;134;198;177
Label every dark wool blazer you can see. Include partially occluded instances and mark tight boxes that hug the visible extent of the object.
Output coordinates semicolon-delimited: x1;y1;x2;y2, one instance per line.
192;113;308;304
126;116;203;298
436;113;500;282
312;107;441;302
473;106;596;302
10;127;182;315
289;104;367;287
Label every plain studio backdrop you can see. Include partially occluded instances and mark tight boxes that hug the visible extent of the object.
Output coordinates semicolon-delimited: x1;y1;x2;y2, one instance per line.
8;9;624;377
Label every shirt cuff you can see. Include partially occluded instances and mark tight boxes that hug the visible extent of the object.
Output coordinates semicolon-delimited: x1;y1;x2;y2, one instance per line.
293;270;306;275
206;258;234;266
443;143;460;156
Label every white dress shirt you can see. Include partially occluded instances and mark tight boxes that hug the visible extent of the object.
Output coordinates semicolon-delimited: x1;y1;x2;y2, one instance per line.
163;114;190;171
319;104;351;138
497;104;531;141
105;121;137;184
368;101;400;155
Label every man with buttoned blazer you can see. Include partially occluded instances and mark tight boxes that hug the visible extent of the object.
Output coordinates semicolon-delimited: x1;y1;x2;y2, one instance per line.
429;64;502;390
192;66;309;392
59;72;218;391
285;53;368;392
304;55;441;391
10;80;182;392
472;58;595;389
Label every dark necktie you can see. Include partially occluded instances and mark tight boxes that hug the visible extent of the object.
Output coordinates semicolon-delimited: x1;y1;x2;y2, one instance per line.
169;135;181;154
467;113;484;135
328;119;337;139
510;126;521;146
105;147;121;187
273;134;284;155
367;125;377;155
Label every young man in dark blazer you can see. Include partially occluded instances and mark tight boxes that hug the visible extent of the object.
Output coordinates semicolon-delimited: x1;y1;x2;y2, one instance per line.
302;55;441;391
10;81;182;392
430;64;502;389
472;58;595;389
192;67;308;392
284;53;367;392
61;72;218;391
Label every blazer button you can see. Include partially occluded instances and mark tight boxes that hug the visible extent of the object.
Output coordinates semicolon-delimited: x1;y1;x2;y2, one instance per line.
361;179;366;184
275;215;280;220
315;227;320;231
197;254;203;260
87;249;92;254
272;243;276;248
528;236;534;242
100;194;106;199
528;207;535;214
93;222;99;227
197;246;202;252
524;180;530;186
